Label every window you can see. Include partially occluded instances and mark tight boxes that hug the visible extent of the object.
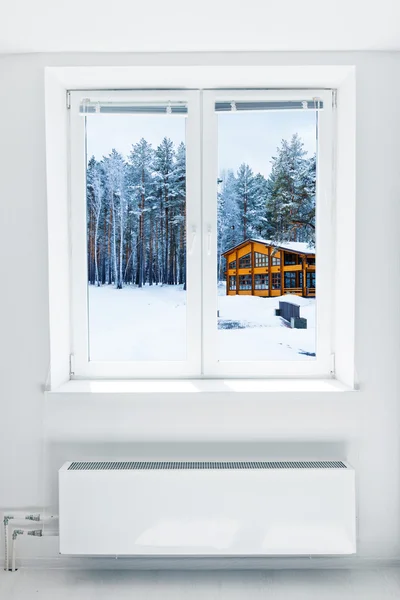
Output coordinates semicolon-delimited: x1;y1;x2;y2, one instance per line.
307;272;316;289
272;273;281;290
86;109;188;363
70;90;201;378
307;256;316;265
239;275;252;290
238;253;251;269
284;253;298;266
254;252;268;267
254;274;268;290
284;272;297;288
68;88;333;379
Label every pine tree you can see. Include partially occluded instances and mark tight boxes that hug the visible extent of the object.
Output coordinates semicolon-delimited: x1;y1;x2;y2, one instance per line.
248;172;269;239
103;149;126;289
267;134;315;246
87;156;103;286
86;131;315;291
128;139;155;288
217;170;240;279
154;138;175;284
235;163;257;240
173;142;187;287
291;153;316;244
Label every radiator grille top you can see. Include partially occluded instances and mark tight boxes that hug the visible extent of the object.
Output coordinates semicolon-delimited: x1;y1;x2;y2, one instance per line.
68;460;347;471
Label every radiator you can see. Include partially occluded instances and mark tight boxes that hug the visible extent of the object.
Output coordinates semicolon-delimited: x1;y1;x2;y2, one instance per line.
59;461;356;556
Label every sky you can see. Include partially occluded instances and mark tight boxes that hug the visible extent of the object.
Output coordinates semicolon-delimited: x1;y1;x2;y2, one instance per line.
86;110;316;179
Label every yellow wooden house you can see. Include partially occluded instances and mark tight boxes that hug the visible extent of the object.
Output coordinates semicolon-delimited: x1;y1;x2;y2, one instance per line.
222;238;315;298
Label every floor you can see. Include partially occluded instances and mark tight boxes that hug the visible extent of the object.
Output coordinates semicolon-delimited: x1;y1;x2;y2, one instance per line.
1;568;400;599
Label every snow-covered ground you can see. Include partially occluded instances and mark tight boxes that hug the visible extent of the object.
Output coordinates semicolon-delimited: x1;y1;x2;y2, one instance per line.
88;284;187;361
88;284;315;362
217;283;315;361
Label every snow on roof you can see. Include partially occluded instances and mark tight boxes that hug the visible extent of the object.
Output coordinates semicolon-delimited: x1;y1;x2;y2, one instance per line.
252;238;315;255
223;238;315;256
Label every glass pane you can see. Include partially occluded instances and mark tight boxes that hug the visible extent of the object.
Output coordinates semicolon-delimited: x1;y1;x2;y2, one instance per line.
217;105;317;361
85;112;187;361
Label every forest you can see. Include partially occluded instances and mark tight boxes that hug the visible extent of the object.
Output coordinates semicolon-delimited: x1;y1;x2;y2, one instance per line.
86;133;316;288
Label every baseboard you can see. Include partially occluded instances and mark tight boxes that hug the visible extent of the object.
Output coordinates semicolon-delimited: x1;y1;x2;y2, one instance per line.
6;556;400;571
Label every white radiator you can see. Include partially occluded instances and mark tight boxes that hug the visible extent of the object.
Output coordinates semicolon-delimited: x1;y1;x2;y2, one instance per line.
59;461;356;556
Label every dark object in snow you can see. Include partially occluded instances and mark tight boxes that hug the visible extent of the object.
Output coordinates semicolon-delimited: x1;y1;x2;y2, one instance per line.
299;350;316;357
275;308;281;316
279;301;300;323
279;301;307;329
218;320;246;330
291;316;307;329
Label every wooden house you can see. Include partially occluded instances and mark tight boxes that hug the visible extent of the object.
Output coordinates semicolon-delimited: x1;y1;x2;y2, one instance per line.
222;238;315;298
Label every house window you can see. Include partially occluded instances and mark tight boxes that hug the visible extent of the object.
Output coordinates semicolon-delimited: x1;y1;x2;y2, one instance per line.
307;256;316;265
68;88;333;379
284;253;298;266
239;253;251;269
271;273;281;290
239;275;252;290
307;272;316;289
284;272;297;288
254;274;268;290
254;252;268;267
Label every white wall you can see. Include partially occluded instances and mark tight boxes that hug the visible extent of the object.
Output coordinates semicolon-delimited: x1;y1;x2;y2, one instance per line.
0;51;399;565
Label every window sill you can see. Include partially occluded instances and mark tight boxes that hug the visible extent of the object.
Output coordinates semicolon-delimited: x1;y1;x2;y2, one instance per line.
46;378;356;395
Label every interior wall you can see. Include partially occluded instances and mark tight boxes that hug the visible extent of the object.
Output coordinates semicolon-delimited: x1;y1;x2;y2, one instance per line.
0;51;399;564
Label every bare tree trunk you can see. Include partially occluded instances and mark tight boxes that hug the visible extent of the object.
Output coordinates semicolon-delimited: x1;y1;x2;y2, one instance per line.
164;188;169;284
138;167;145;288
118;200;123;289
180;202;186;289
154;219;159;285
160;194;165;284
148;209;153;286
111;195;118;288
94;206;101;286
108;205;112;284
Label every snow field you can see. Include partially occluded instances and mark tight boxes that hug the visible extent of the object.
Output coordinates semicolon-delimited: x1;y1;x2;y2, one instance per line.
88;284;316;362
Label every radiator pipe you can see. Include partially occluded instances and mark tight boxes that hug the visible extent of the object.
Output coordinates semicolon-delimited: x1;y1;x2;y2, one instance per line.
9;524;59;572
3;517;10;573
3;515;58;572
11;529;24;572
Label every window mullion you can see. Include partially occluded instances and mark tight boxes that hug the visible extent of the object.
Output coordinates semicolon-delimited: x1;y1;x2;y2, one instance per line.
201;92;219;375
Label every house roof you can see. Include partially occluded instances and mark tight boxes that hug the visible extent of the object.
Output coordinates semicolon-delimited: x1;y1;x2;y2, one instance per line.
222;238;315;256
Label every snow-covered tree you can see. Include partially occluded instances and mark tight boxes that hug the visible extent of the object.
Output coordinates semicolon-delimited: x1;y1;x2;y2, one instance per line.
172;142;187;287
249;172;269;239
86;131;315;289
154;137;175;284
103;149;127;289
87;156;103;286
235;163;257;240
217;170;240;279
128;139;155;288
267;134;315;246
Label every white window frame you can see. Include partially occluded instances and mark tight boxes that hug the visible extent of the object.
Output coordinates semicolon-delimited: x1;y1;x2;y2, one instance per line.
69;90;202;378
45;63;356;391
69;87;334;380
202;89;334;378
